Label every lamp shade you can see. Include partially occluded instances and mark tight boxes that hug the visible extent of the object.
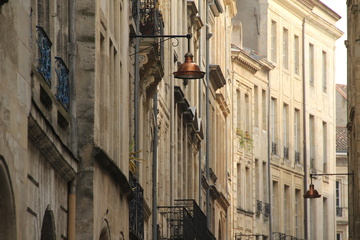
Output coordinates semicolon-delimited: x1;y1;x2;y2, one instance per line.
303;184;321;198
173;52;205;79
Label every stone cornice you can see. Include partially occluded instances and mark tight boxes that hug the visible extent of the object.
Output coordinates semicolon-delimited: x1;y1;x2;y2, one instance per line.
94;147;134;200
28;101;79;182
313;0;342;21
307;13;344;39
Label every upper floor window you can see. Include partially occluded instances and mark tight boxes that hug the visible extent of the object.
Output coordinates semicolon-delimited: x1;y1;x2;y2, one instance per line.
322;51;327;92
294;35;299;75
283;28;289;69
271;21;277;62
309;43;314;86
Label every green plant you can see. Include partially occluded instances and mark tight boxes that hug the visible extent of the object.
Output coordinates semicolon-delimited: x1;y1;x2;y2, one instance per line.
236;128;254;151
129;140;144;175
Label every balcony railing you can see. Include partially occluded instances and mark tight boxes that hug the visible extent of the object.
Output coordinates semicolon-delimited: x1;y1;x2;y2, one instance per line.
336;207;343;217
256;200;263;215
272;232;304;240
55;57;70;110
272;142;277;155
295;151;300;164
36;26;52;86
129;176;144;240
158;199;215;240
283;146;289;159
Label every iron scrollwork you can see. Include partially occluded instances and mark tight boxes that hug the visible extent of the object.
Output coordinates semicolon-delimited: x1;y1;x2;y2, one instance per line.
54;57;70;110
36;26;52;86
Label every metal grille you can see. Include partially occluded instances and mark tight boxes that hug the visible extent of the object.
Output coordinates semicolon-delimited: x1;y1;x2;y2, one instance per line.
54;57;70;110
295;151;300;163
256;200;263;215
272;142;277;155
129;176;144;240
336;207;343;217
36;26;52;86
283;146;289;159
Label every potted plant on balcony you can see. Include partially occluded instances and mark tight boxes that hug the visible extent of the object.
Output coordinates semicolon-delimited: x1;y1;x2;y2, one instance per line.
236;128;254;151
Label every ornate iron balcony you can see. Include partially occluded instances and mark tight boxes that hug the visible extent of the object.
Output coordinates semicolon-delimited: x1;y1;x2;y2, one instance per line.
336;207;343;217
283;146;289;159
264;202;270;217
55;57;70;110
158;199;215;240
295;151;300;164
129;176;144;240
256;200;263;215
36;26;52;86
272;142;277;155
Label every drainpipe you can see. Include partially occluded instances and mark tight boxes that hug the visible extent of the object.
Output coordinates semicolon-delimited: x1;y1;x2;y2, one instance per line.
205;0;212;229
152;91;158;240
302;17;309;240
134;0;140;178
267;73;273;240
198;0;203;207
68;180;76;240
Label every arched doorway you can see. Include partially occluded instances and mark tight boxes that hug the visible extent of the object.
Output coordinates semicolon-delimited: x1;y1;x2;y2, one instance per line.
40;209;56;240
99;219;111;240
0;155;17;239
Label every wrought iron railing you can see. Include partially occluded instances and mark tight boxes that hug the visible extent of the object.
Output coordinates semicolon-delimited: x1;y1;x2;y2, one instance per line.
129;176;144;240
36;26;52;86
283;146;289;159
158;199;215;240
336;207;343;217
272;232;305;240
272;142;277;155
264;202;270;217
54;57;70;110
256;200;263;215
295;151;300;164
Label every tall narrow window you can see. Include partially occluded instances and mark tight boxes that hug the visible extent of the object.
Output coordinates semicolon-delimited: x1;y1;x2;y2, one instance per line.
336;180;341;216
295;189;301;238
237;163;242;208
309;115;315;169
323;197;328;239
272;181;279;232
237;90;241;129
246;167;251;210
283;28;289;69
262;90;267;130
294;35;299;74
294;109;300;163
284;185;290;234
309;43;314;86
245;94;250;132
271;98;277;154
283;104;289;159
322;51;327;92
255;159;260;200
254;86;259;127
262;162;268;201
323;121;327;172
271;21;277;62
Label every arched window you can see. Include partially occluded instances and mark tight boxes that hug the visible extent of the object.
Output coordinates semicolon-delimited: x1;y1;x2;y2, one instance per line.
99;220;111;240
40;209;56;240
0;156;17;239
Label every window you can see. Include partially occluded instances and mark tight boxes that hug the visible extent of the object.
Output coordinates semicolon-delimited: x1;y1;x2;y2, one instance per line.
336;180;342;216
255;159;260;200
263;162;268;201
323;122;327;172
262;90;267;130
295;189;301;238
237;90;241;129
246;167;251;210
323;198;328;239
322;51;327;92
271;98;277;154
254;86;259;127
271;21;277;62
309;43;314;86
237;164;242;208
272;181;279;231
284;185;290;234
309;115;315;168
283;28;289;69
294;109;300;163
245;94;250;131
283;104;289;159
294;35;299;74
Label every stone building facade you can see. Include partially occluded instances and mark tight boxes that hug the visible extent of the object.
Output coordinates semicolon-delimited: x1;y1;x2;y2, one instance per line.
347;1;360;239
234;0;342;239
